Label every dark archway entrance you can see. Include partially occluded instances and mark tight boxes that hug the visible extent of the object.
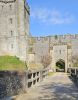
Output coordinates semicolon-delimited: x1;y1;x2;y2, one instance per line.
56;59;65;72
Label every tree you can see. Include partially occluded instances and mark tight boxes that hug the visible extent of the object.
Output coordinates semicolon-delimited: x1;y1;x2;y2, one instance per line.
41;54;52;68
55;35;58;40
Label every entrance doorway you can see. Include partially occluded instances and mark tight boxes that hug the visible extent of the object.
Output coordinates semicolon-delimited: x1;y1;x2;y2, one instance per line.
56;59;65;72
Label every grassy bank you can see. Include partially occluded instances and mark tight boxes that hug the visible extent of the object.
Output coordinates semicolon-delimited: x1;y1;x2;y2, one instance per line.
0;56;25;71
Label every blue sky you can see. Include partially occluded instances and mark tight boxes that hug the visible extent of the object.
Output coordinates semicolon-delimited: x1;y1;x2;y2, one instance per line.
27;0;78;36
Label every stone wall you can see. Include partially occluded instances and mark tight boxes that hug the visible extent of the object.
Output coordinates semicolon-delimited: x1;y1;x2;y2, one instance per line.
0;0;30;61
0;69;49;98
68;67;78;84
0;71;26;98
29;34;78;65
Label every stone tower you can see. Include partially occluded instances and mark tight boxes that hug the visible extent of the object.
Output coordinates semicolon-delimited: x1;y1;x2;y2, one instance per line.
0;0;30;61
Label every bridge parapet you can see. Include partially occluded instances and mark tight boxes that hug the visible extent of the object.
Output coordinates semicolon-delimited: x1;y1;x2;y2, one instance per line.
68;67;78;83
0;68;49;98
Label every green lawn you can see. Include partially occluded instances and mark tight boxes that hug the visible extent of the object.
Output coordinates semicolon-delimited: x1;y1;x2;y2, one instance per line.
0;56;26;71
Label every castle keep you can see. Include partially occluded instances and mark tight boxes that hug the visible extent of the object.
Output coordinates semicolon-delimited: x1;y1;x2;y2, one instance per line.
0;0;30;61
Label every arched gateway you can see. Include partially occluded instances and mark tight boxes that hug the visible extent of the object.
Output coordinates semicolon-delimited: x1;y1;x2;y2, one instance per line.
56;59;65;72
50;43;72;72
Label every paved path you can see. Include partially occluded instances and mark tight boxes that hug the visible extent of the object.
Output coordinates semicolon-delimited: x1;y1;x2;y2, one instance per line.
16;73;78;100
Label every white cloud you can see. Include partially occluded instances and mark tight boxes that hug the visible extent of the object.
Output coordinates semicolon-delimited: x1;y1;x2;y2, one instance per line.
31;8;75;25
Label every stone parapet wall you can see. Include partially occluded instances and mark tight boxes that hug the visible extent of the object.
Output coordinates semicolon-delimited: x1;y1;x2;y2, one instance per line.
0;71;25;98
68;67;78;84
0;68;49;98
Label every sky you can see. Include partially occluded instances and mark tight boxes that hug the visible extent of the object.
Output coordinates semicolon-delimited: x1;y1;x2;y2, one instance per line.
27;0;78;37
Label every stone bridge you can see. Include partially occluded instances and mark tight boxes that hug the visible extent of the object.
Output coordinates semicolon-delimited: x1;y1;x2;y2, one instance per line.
16;72;78;100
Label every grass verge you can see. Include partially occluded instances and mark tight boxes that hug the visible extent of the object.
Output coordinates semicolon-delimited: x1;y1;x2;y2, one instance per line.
0;56;25;71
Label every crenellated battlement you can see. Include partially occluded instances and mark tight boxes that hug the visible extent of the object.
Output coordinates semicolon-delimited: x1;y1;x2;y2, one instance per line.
29;34;78;46
0;0;16;4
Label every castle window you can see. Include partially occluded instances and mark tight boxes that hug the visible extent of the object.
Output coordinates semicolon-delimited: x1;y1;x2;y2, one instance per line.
2;6;3;10
59;50;61;54
11;30;13;36
11;44;13;49
10;18;13;24
10;5;12;10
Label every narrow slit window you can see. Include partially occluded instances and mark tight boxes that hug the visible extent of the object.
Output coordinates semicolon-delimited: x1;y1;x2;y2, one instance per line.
10;18;13;24
11;44;13;49
11;30;13;36
10;5;12;10
60;50;61;54
2;6;3;10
